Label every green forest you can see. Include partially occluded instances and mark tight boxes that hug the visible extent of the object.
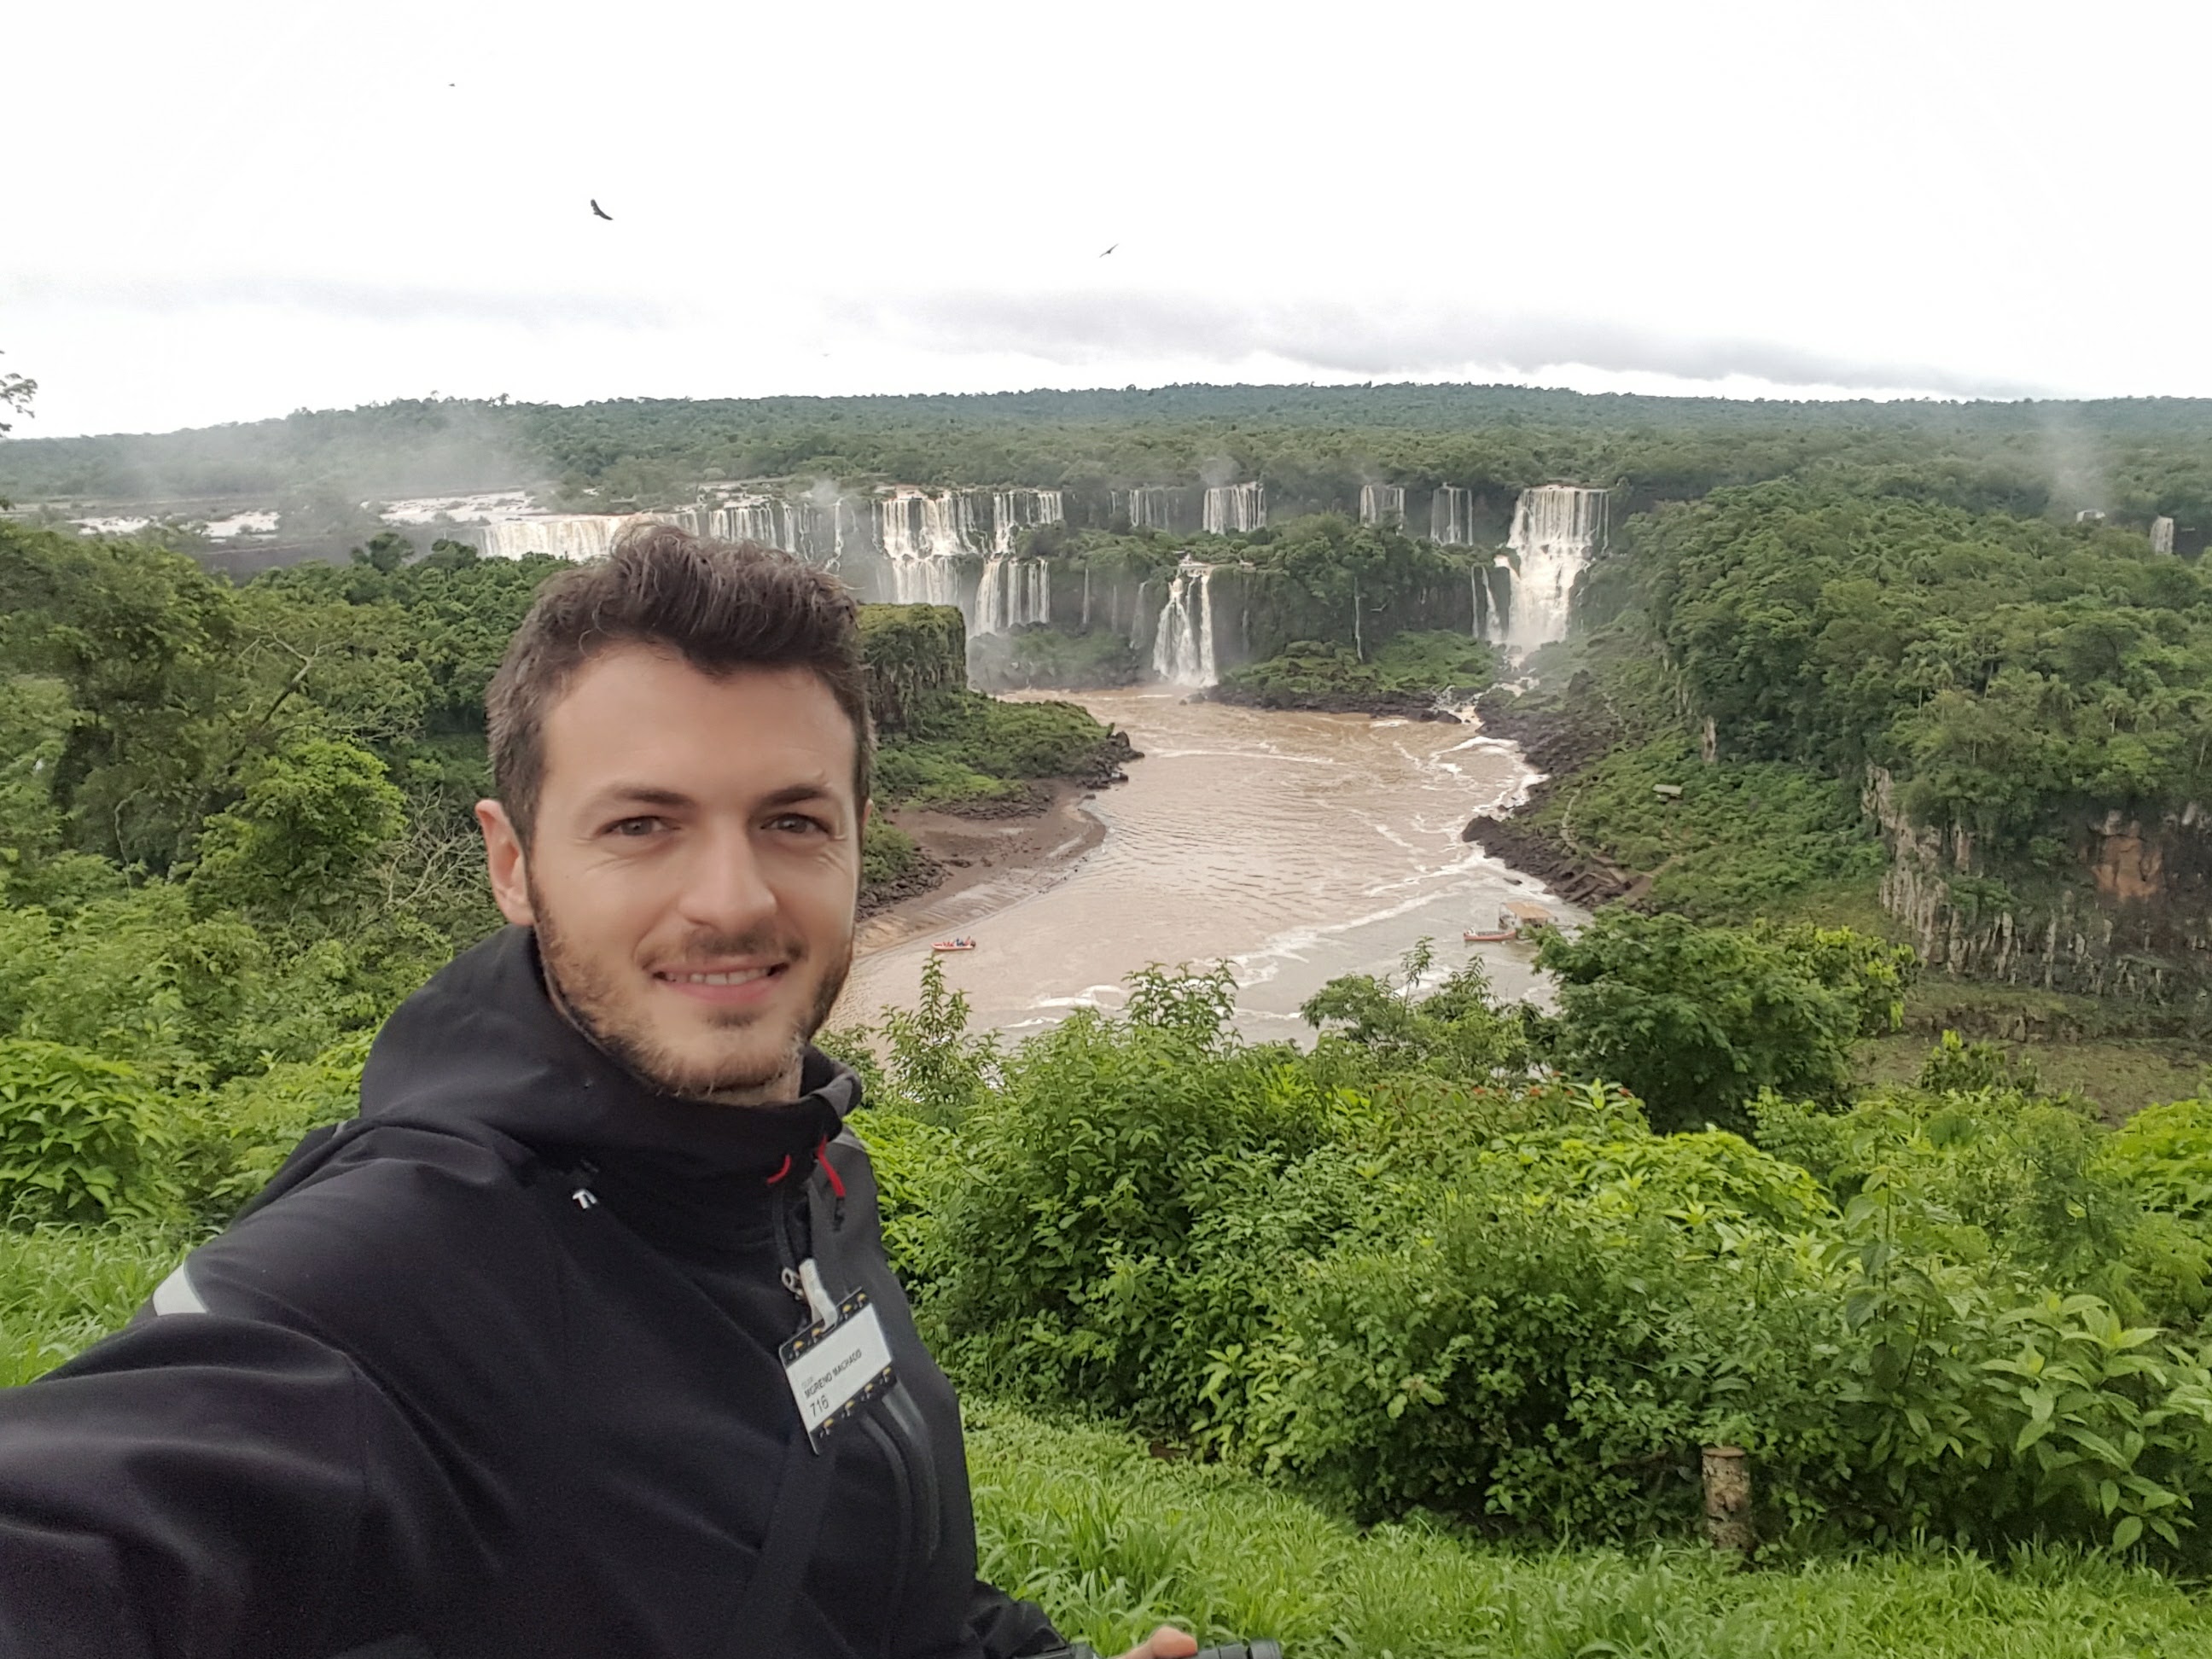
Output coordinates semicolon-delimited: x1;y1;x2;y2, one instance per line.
7;384;2212;537
16;383;2212;1650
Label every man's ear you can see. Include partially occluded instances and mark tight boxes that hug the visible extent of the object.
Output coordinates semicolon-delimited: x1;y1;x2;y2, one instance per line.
475;800;537;926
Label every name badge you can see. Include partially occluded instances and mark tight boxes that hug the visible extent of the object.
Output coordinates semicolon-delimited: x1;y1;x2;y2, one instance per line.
779;1289;895;1450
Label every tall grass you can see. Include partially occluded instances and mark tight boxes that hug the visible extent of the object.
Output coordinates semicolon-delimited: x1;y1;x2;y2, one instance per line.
0;1222;179;1386
969;1402;2212;1658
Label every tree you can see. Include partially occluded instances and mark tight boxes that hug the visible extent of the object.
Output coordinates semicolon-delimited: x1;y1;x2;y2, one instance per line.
187;737;405;923
0;351;34;437
1536;911;1866;1132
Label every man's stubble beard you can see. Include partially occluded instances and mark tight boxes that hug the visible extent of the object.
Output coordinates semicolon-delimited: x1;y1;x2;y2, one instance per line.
528;877;854;1103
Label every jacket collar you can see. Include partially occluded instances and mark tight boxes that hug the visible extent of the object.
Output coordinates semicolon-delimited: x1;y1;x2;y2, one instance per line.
358;927;859;1182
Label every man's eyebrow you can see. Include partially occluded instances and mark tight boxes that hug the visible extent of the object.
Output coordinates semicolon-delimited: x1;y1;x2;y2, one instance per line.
581;784;696;813
759;783;843;811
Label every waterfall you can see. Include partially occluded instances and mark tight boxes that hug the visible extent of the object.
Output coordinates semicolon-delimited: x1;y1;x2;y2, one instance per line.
975;557;1052;634
990;488;1064;553
878;487;981;608
1111;486;1175;531
1497;486;1608;651
1431;486;1476;545
1150;561;1218;686
476;513;674;561
1202;482;1265;535
1359;484;1406;527
2153;516;2177;555
706;497;791;549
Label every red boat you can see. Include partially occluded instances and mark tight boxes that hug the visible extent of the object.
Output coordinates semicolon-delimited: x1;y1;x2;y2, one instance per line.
931;937;977;952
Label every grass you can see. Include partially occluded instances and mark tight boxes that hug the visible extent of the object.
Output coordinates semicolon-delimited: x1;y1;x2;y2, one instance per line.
1859;1031;2210;1121
969;1401;2212;1658
0;1222;178;1386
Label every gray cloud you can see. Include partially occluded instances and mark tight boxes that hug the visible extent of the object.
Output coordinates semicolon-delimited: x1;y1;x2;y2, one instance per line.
830;288;2040;399
5;272;675;330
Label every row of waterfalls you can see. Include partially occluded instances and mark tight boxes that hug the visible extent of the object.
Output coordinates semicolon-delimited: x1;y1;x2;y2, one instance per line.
466;480;1608;676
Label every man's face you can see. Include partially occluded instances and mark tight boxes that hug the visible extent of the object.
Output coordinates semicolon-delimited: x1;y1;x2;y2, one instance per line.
475;646;867;1105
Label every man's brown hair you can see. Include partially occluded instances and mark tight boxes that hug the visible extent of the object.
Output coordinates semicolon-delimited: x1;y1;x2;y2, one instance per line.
486;523;873;845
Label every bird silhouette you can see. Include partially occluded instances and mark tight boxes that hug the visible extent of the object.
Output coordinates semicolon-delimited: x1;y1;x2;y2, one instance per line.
591;200;614;221
1099;242;1118;257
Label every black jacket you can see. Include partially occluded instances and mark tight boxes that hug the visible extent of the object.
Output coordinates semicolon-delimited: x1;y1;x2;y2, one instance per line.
0;928;1062;1659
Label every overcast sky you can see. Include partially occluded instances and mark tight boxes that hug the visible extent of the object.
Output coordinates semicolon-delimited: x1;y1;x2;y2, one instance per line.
7;0;2205;438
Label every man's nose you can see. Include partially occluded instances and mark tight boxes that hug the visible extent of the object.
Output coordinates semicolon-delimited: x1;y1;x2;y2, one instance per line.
677;824;777;933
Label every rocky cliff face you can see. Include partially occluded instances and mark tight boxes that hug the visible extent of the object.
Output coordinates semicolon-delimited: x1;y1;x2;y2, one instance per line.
1867;767;2212;1012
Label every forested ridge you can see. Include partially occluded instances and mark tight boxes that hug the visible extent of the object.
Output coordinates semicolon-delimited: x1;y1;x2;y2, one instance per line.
7;386;2212;535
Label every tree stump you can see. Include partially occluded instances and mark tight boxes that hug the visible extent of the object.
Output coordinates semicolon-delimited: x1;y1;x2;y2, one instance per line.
1703;1444;1753;1557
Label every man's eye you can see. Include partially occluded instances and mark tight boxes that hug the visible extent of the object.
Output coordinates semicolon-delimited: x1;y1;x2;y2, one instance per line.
770;813;830;835
608;817;665;837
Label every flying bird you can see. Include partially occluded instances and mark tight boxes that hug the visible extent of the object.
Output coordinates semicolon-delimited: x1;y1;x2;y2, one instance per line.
591;199;614;221
1098;242;1117;257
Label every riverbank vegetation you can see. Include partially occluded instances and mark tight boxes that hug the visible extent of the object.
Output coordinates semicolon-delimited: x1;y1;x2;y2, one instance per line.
1206;631;1496;716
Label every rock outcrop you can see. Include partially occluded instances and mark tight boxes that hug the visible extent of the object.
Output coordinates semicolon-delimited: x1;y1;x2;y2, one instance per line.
1867;766;2212;1015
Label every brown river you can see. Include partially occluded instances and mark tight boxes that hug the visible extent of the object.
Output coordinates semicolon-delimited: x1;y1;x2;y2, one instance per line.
839;690;1582;1045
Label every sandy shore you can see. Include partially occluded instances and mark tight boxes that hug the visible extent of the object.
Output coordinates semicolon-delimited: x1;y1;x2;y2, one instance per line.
855;783;1109;956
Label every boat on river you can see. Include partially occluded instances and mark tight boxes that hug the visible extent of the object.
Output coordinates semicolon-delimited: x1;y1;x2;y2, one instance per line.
931;937;978;952
1464;901;1553;944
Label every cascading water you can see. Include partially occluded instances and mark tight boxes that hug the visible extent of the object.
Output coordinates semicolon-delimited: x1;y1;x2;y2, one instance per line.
1359;484;1406;527
974;557;1052;635
878;487;979;607
1150;560;1218;686
476;514;674;561
1202;482;1265;535
990;489;1064;554
1495;485;1608;651
1430;486;1476;545
1111;487;1175;531
2153;516;2177;555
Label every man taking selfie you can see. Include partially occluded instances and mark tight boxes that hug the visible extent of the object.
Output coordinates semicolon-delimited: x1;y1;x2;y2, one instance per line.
0;527;1196;1659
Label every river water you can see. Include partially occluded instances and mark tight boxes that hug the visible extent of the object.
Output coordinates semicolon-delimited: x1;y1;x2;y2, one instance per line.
838;690;1580;1045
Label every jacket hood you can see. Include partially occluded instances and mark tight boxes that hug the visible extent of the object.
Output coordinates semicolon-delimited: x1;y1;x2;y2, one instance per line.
358;926;861;1181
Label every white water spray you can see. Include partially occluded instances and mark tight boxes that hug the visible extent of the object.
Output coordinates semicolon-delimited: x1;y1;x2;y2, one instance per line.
1496;486;1608;650
1359;485;1405;527
1150;561;1219;686
1202;482;1266;535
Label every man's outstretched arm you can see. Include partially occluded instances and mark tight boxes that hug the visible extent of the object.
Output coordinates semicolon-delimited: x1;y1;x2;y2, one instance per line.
0;1313;473;1659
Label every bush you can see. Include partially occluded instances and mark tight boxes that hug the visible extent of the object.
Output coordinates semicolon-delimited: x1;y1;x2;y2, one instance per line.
933;964;1354;1430
0;1039;178;1225
170;1034;369;1225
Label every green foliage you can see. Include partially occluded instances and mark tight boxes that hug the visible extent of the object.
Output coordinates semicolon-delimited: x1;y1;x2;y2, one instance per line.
169;1035;369;1225
186;736;405;921
970;1400;2212;1659
0;1223;177;1387
871;955;1001;1127
1633;482;2212;853
872;689;1117;810
2107;1097;2212;1219
1537;911;1885;1132
1522;732;1889;923
933;963;1353;1431
1215;632;1496;710
0;1040;175;1224
1300;940;1539;1080
859;818;924;889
